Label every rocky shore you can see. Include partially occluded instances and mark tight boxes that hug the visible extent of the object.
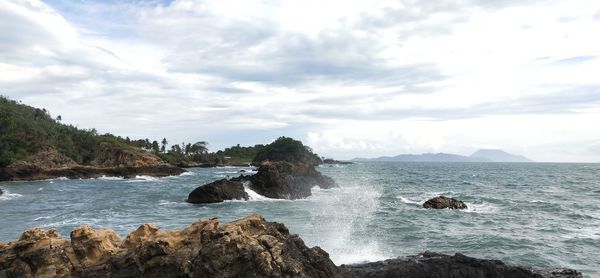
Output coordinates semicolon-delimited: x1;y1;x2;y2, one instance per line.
187;161;336;203
0;214;581;278
0;146;185;181
0;164;185;181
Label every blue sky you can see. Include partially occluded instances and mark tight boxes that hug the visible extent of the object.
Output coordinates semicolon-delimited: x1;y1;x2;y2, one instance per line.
1;0;600;161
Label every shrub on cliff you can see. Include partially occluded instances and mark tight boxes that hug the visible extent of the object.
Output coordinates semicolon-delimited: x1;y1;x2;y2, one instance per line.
253;137;321;165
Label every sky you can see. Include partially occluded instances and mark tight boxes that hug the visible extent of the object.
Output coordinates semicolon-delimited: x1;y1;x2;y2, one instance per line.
1;0;600;162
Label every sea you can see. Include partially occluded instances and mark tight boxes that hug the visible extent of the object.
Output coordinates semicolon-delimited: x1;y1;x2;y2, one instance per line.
1;162;599;277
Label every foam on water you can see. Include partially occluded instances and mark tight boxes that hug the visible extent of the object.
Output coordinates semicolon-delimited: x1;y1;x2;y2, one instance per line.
243;183;276;201
95;176;124;181
0;190;23;201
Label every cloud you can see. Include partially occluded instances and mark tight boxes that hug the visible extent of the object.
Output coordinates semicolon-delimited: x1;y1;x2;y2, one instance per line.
2;0;600;161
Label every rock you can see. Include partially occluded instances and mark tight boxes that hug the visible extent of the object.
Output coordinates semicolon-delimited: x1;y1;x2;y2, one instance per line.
340;252;582;278
248;161;337;199
187;179;249;203
0;214;341;278
0;164;185;181
0;188;3;196
323;158;354;165
423;196;467;209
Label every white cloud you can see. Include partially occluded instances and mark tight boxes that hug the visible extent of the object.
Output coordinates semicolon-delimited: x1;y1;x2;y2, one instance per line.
1;0;600;161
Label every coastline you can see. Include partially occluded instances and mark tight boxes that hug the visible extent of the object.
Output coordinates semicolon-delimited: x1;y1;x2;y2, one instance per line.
0;164;185;182
0;214;581;277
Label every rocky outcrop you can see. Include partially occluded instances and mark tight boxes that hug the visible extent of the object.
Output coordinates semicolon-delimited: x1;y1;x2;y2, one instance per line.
186;161;336;203
247;161;336;199
0;144;185;181
0;164;185;181
186;179;249;203
423;196;468;209
0;214;342;278
323;159;353;165
340;252;582;278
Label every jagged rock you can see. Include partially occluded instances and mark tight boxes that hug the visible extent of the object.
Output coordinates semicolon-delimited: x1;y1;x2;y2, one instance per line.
248;161;337;199
0;214;342;278
186;179;249;204
423;196;467;209
340;252;582;278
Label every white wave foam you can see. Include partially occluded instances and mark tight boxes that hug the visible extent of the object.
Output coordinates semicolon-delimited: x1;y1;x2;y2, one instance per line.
135;175;159;181
0;190;23;201
242;182;278;201
179;172;195;176
463;202;500;214
328;244;391;265
397;195;422;206
158;200;182;207
96;176;124;181
34;216;53;221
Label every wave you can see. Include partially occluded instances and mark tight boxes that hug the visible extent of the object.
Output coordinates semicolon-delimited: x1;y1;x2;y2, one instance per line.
179;172;195;176
95;176;125;181
463;202;500;214
34;216;53;221
0;190;23;201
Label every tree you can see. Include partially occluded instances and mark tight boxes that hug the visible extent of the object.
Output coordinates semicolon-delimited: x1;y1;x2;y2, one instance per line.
151;140;160;154
161;138;167;153
253;137;321;165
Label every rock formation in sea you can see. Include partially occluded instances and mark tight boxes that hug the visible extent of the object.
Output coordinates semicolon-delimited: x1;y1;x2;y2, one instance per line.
187;161;336;203
0;214;341;277
423;196;468;209
340;251;582;278
186;179;249;203
247;161;336;199
0;188;3;196
0;215;581;278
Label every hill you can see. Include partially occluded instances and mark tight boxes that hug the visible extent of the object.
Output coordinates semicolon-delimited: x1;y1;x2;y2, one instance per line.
353;149;532;163
470;149;533;162
0;96;183;181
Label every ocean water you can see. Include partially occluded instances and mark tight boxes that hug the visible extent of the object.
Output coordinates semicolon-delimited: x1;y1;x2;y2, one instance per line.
1;162;599;277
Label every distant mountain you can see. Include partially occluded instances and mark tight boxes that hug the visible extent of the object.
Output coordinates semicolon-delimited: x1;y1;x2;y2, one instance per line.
470;149;533;162
352;149;533;163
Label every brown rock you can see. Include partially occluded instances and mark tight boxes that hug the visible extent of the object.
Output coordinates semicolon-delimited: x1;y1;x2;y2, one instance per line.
423;196;468;209
0;214;341;278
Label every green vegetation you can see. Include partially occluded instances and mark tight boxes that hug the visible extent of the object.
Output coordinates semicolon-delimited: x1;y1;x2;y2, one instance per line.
0;97;322;168
0;96;137;167
253;137;322;164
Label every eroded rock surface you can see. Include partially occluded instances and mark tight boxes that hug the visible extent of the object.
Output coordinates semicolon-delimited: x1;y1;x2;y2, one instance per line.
0;214;341;278
423;196;468;209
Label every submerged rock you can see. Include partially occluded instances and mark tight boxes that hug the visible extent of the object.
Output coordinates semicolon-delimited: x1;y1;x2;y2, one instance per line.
340;252;582;278
186;179;249;203
248;161;336;199
423;196;467;209
0;214;342;278
0;188;3;196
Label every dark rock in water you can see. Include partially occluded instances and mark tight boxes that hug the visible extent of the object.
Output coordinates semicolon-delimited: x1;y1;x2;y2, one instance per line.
0;188;3;196
340;252;582;278
423;196;467;209
239;169;247;173
0;214;342;278
187;179;249;203
248;161;337;199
